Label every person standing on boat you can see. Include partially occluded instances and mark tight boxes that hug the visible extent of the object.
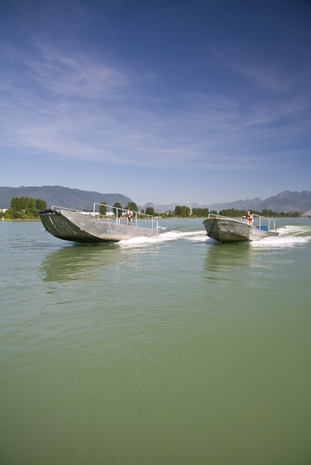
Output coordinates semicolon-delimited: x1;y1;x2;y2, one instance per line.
125;207;133;225
242;211;253;224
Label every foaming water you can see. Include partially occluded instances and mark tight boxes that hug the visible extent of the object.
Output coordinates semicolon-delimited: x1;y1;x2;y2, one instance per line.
251;234;310;248
119;222;311;250
277;224;311;237
119;229;207;248
250;222;311;248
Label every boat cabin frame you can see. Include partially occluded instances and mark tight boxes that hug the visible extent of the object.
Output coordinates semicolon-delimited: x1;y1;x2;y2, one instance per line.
207;213;277;232
50;203;159;231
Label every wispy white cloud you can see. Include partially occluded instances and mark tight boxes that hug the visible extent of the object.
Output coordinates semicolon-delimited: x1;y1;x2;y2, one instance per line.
30;43;130;99
208;44;297;94
0;39;309;173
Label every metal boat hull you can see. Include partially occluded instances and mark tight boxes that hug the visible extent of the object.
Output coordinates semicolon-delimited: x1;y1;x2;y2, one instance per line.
40;210;159;243
203;218;278;243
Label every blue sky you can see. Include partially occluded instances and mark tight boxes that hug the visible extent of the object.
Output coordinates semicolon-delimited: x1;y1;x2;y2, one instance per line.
1;0;310;205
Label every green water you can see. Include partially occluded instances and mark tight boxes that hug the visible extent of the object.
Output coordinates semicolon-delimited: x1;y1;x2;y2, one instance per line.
1;219;311;465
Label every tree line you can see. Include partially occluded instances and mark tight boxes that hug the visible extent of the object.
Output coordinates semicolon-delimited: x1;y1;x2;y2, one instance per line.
217;208;301;218
2;197;302;220
163;206;301;218
3;196;47;219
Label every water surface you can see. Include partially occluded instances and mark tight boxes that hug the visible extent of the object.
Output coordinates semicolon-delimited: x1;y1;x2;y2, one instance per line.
1;218;310;465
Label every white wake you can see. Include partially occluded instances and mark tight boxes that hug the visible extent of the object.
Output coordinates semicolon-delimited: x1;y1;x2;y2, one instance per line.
251;225;310;248
118;225;310;249
118;230;208;248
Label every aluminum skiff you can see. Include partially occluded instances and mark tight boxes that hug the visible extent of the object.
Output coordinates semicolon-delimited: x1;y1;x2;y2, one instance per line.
203;214;278;243
40;204;159;243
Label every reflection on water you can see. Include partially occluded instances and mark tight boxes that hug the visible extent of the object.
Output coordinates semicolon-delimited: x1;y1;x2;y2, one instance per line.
204;242;254;281
41;243;119;282
41;240;161;283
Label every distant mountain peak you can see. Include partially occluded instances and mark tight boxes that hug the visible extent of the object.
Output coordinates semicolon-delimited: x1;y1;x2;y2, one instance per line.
144;191;310;214
0;186;132;210
1;187;310;214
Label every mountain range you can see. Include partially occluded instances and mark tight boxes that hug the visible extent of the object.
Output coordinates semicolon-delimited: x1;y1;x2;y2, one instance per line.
0;186;310;214
206;190;311;214
144;191;311;214
0;186;131;211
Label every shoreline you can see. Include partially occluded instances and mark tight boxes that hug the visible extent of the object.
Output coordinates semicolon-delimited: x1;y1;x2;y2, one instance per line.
1;216;307;222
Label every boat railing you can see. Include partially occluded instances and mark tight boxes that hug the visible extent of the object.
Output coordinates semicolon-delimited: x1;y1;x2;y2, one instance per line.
52;205;93;214
92;203;158;230
207;213;276;231
252;214;276;232
51;204;158;230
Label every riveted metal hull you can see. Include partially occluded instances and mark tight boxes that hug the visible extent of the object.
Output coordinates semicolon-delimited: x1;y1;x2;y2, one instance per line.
203;218;278;243
40;210;159;243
